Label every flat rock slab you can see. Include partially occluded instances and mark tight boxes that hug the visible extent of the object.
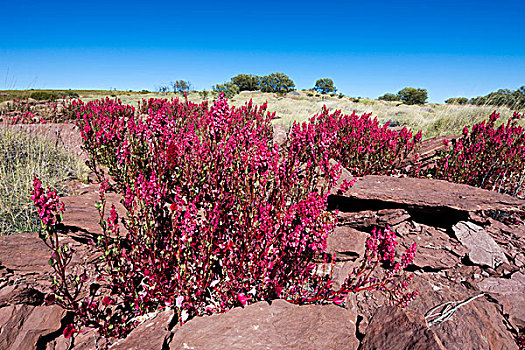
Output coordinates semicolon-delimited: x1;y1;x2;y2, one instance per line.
110;309;174;350
327;226;368;260
361;305;445;350
478;269;525;328
0;304;66;350
0;233;51;273
452;221;509;268
337;175;525;213
169;300;359;350
407;276;518;350
61;185;125;236
396;222;468;270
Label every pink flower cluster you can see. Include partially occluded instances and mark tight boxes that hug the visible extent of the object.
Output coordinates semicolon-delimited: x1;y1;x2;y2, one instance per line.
39;95;419;338
429;111;525;196
31;175;64;227
297;106;423;177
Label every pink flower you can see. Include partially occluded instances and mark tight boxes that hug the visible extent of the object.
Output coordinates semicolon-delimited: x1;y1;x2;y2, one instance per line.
237;294;250;307
63;324;77;339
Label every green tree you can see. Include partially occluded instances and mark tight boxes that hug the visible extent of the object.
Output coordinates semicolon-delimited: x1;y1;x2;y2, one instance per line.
444;97;468;105
397;87;428;105
313;78;337;94
212;82;240;99
172;80;191;94
378;93;399;102
260;72;295;94
231;74;261;91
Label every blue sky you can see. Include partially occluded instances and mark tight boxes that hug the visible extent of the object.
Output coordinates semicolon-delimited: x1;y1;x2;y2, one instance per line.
1;0;524;102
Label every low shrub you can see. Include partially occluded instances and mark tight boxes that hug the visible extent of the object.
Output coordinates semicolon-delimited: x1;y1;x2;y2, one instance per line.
212;82;240;99
378;93;399;102
444;97;468;105
35;96;418;339
30;91;60;101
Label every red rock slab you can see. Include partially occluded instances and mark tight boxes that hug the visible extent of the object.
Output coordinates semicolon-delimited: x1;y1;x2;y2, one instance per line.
0;304;66;350
360;305;446;350
327;226;368;260
478;269;525;329
452;221;510;268
339;175;525;213
110;309;174;350
169;299;359;350
407;276;518;350
61;185;125;236
0;233;50;273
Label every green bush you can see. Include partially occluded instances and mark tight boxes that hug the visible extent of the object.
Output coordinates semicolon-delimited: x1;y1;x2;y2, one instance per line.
445;97;468;105
231;74;260;91
467;87;525;110
199;90;209;100
378;93;399;102
314;78;337;94
212;82;240;98
30;91;59;101
260;72;295;94
397;87;428;105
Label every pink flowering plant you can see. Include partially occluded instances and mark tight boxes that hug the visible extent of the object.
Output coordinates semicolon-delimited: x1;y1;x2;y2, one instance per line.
297;106;423;177
428;111;525;197
30;176;85;315
0;97;83;124
33;95;417;338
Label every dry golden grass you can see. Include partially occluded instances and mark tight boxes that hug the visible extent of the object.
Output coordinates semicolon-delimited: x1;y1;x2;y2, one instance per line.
108;90;518;138
0;128;89;235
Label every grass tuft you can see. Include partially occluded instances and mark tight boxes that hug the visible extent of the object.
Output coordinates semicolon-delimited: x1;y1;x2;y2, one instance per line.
0;128;89;235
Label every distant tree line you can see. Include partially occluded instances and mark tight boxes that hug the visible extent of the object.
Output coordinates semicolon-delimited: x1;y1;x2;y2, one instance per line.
212;72;296;97
378;87;429;105
445;86;525;110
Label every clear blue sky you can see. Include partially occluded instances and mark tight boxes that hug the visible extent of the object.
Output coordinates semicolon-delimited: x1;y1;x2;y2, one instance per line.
1;0;524;102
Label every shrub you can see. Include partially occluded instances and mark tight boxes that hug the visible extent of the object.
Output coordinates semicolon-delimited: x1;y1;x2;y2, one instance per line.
231;74;260;91
397;88;428;105
212;83;240;99
40;96;418;339
305;107;422;176
314;78;337;94
199;90;209;100
378;93;399;102
30;91;59;101
427;111;525;197
260;72;295;94
444;97;468;105
467;87;525;110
